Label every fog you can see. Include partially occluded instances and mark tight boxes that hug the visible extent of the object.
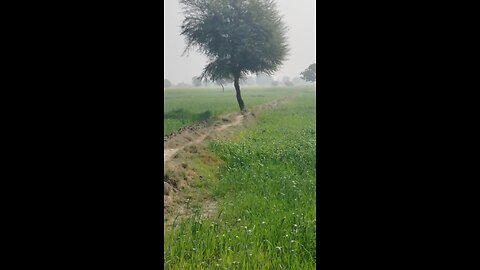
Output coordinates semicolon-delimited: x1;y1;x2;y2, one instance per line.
164;0;316;85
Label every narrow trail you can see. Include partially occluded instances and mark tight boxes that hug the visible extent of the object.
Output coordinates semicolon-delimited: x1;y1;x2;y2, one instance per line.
163;114;243;163
217;114;243;131
163;93;296;164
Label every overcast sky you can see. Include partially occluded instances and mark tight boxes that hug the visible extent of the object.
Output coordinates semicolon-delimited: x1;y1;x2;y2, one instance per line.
164;0;316;85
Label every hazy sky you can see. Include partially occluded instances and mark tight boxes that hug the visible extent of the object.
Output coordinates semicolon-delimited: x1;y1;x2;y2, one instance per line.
164;0;316;85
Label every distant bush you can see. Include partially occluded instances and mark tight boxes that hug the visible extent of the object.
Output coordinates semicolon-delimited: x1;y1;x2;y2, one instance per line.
164;79;172;87
192;76;202;87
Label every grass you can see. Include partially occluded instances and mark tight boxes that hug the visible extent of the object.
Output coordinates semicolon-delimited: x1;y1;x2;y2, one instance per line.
163;86;298;136
164;87;316;269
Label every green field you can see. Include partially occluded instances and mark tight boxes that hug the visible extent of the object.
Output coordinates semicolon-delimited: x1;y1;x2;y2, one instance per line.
163;86;299;136
164;87;316;269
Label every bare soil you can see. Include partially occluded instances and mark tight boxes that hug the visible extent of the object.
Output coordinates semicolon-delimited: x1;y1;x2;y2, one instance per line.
164;113;244;163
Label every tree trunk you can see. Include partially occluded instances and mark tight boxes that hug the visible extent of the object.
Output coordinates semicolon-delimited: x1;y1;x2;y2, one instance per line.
221;83;224;92
234;76;245;111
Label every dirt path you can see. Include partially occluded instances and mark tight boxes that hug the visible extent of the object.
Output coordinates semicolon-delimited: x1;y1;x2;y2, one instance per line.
163;114;243;163
217;114;243;131
163;93;297;163
164;134;207;162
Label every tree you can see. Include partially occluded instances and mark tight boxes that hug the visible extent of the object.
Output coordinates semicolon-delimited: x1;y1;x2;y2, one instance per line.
300;63;316;82
215;78;230;91
192;76;202;87
180;0;289;111
164;79;172;88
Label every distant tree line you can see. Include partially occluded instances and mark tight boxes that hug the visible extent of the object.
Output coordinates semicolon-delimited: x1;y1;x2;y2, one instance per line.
165;62;316;89
164;74;310;88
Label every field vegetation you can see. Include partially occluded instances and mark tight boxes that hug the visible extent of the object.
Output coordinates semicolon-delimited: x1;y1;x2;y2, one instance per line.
164;87;316;269
164;86;297;136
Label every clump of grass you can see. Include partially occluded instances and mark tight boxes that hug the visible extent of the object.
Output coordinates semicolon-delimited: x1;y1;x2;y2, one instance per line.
164;182;173;196
164;170;174;183
187;145;198;153
164;169;182;189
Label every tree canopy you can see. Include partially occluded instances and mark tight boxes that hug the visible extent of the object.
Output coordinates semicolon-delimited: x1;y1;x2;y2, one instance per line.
180;0;289;110
300;63;316;82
